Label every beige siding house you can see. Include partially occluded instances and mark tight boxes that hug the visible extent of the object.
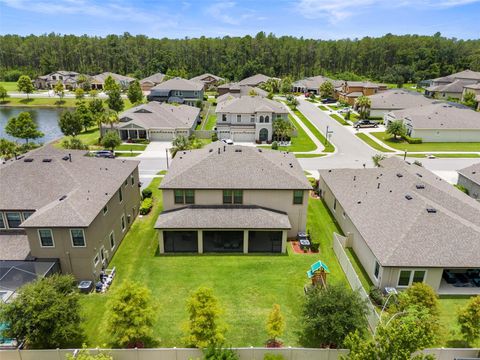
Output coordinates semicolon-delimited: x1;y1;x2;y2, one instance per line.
190;73;224;90
458;163;480;201
155;143;311;254
319;157;480;295
0;146;141;280
368;89;436;118
91;72;135;90
425;69;480;99
140;73;165;92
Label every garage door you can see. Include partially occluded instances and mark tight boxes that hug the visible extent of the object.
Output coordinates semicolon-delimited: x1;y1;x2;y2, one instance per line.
248;231;282;253
232;131;255;142
164;231;198;253
149;129;175;141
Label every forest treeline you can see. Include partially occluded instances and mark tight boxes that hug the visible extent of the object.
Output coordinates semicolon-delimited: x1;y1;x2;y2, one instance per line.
1;32;479;83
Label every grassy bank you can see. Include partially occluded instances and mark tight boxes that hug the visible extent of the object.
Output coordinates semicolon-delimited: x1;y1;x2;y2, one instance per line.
355;133;395;152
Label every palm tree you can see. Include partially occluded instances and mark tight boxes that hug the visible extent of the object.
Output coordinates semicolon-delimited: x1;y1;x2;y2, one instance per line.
355;95;371;120
372;154;386;167
101;109;119;130
170;135;190;157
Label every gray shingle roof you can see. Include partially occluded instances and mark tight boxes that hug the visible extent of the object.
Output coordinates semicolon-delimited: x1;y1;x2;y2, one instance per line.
458;162;480;186
117;102;199;130
215;95;287;114
238;74;272;86
151;77;203;91
91;72;135;84
155;205;291;229
389;102;480;130
217;87;268;103
161;142;311;190
292;76;342;90
0;146;139;228
140;73;165;85
319;157;480;267
369;89;436;110
0;232;30;260
190;73;224;82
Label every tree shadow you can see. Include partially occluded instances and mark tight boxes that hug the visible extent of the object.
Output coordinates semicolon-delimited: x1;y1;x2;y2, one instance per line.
0;100;11;105
55;99;66;106
445;339;469;348
19;98;34;104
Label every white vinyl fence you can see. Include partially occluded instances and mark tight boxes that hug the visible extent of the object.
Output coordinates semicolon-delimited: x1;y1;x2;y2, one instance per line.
332;233;380;331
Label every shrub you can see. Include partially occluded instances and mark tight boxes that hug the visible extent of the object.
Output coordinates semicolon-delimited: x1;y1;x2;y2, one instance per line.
212;132;218;142
455;184;469;195
397;283;439;316
62;138;88;150
203;345;239;360
403;135;422;144
458;295;480;345
271;141;278;150
142;188;153;199
310;242;320;252
139;198;153;215
369;287;385;306
264;354;285;360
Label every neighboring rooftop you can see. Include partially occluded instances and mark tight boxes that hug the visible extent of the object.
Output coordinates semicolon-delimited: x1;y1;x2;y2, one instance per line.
369;89;436;110
388;102;480;129
117;102;200;129
238;74;272;86
0;146;139;228
155;205;291;230
0;232;30;260
432;69;480;83
426;79;470;94
458;163;480;186
151;77;204;91
140;73;165;84
190;73;223;83
91;72;135;83
216;86;268;103
215;95;287;114
319;157;480;268
292;75;342;90
160;142;311;190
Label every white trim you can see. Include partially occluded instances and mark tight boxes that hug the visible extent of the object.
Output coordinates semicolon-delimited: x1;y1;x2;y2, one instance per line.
396;269;427;288
38;228;55;248
94;253;100;267
103;205;108;216
119;187;123;203
0;212;5;229
109;230;116;250
70;228;87;248
121;214;126;232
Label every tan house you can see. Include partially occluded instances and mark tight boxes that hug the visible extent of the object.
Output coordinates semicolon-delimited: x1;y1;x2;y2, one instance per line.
140;73;165;92
104;101;200;141
91;72;136;90
0;146;141;280
425;69;480;99
319;157;480;295
238;74;275;87
155;143;311;254
292;75;342;94
462;83;480;110
336;81;388;105
217;82;267;98
458;163;480;201
34;71;80;90
190;73;224;90
215;95;289;143
368;89;436;117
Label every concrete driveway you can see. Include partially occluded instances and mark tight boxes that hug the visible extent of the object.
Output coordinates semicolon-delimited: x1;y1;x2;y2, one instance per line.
137;141;171;159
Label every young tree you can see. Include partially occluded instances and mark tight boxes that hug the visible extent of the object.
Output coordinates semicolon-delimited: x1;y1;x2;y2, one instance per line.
280;76;293;94
107;88;125;112
0;85;9;102
458;295;480;345
101;130;121;152
289;97;299;110
272;118;294;142
0;274;84;349
75;100;94;131
101;108;119;130
75;87;85;100
53;81;65;100
372;154;386;167
299;284;368;348
185;287;225;348
355;95;371;119
386;120;406;140
5;112;44;143
76;74;91;91
17;75;34;99
127;79;144;104
462;91;477;109
89;98;105;136
266;304;285;345
59;110;83;138
89;89;99;98
397;282;439;316
104;75;118;93
105;281;155;347
319;81;334;98
0;138;17;159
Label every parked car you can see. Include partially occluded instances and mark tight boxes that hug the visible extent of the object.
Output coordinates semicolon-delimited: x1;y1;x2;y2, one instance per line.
221;139;234;145
338;108;352;114
354;120;379;129
321;98;337;104
95;150;115;158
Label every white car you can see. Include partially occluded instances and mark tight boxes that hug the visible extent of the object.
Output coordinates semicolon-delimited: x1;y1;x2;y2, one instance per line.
221;139;234;145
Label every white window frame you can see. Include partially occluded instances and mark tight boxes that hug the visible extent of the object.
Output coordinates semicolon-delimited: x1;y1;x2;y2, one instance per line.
121;214;126;232
109;230;115;250
38;228;55;248
5;211;22;229
131;174;135;186
236;114;241;123
119;187;123;203
373;261;380;280
94;253;100;267
70;228;86;248
22;211;34;220
100;246;106;263
0;212;5;229
396;269;427;288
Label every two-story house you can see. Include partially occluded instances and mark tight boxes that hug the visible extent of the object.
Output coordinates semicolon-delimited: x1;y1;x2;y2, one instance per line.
147;77;204;106
35;71;80;90
215;96;289;143
0;146;141;280
335;81;388;105
90;72;136;90
424;69;480;100
155;143;311;254
190;73;224;90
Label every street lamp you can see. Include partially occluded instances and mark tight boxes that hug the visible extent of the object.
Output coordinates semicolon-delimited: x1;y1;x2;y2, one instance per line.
325;125;334;145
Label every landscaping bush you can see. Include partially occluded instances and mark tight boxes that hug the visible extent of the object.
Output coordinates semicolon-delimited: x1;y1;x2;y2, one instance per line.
62;138;88;150
310;242;320;252
139;198;153;215
212;132;218;142
403;135;422;144
271;141;278;150
142;188;153;199
397;283;439;316
203;345;239;360
369;287;385;306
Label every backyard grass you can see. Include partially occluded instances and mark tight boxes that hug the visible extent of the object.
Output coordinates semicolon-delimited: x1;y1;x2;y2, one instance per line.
79;182;348;347
330;113;349;126
355;133;395;152
0;81;18;92
371;132;480;152
115;152;140;157
345;248;374;290
204;113;217;130
293;109;335;152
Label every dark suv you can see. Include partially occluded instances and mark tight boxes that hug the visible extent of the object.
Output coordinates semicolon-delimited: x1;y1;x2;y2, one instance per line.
95;150;115;158
354;120;379;129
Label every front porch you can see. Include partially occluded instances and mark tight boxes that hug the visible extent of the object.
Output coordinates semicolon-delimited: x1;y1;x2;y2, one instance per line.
119;128;147;141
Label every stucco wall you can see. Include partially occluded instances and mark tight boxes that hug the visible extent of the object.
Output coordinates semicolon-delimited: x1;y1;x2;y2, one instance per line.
25;168;141;280
162;189;308;237
411;129;480;142
458;174;480;200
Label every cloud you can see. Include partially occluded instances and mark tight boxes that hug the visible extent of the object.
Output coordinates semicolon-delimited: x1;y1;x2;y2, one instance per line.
205;1;266;26
296;0;480;22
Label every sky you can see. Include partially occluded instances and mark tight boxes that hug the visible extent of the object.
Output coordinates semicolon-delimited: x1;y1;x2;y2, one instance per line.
0;0;480;40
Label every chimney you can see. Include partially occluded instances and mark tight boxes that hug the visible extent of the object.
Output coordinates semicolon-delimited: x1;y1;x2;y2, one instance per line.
69;153;72;162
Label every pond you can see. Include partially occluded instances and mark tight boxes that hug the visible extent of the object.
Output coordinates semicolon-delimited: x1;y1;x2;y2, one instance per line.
0;107;65;144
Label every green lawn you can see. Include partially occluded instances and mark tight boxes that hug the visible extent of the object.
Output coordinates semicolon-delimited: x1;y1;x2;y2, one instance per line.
404;153;480;158
318;105;328;110
116;143;147;151
330;113;349;125
295;153;327;158
115;152;140;157
371;132;480;152
355;133;395;153
0;81;18;92
0;96;134;109
79;181;348;347
293;109;335;152
267;114;317;153
204;113;217;130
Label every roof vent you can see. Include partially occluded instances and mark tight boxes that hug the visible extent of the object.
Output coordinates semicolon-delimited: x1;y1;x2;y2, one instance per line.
353;176;356;181
258;149;262;152
42;158;52;162
357;201;362;204
416;173;423;178
377;183;381;189
396;173;403;178
209;149;213;152
405;194;413;200
416;184;425;189
426;208;437;213
235;149;242;152
59;195;67;201
23;158;33;162
62;155;70;161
